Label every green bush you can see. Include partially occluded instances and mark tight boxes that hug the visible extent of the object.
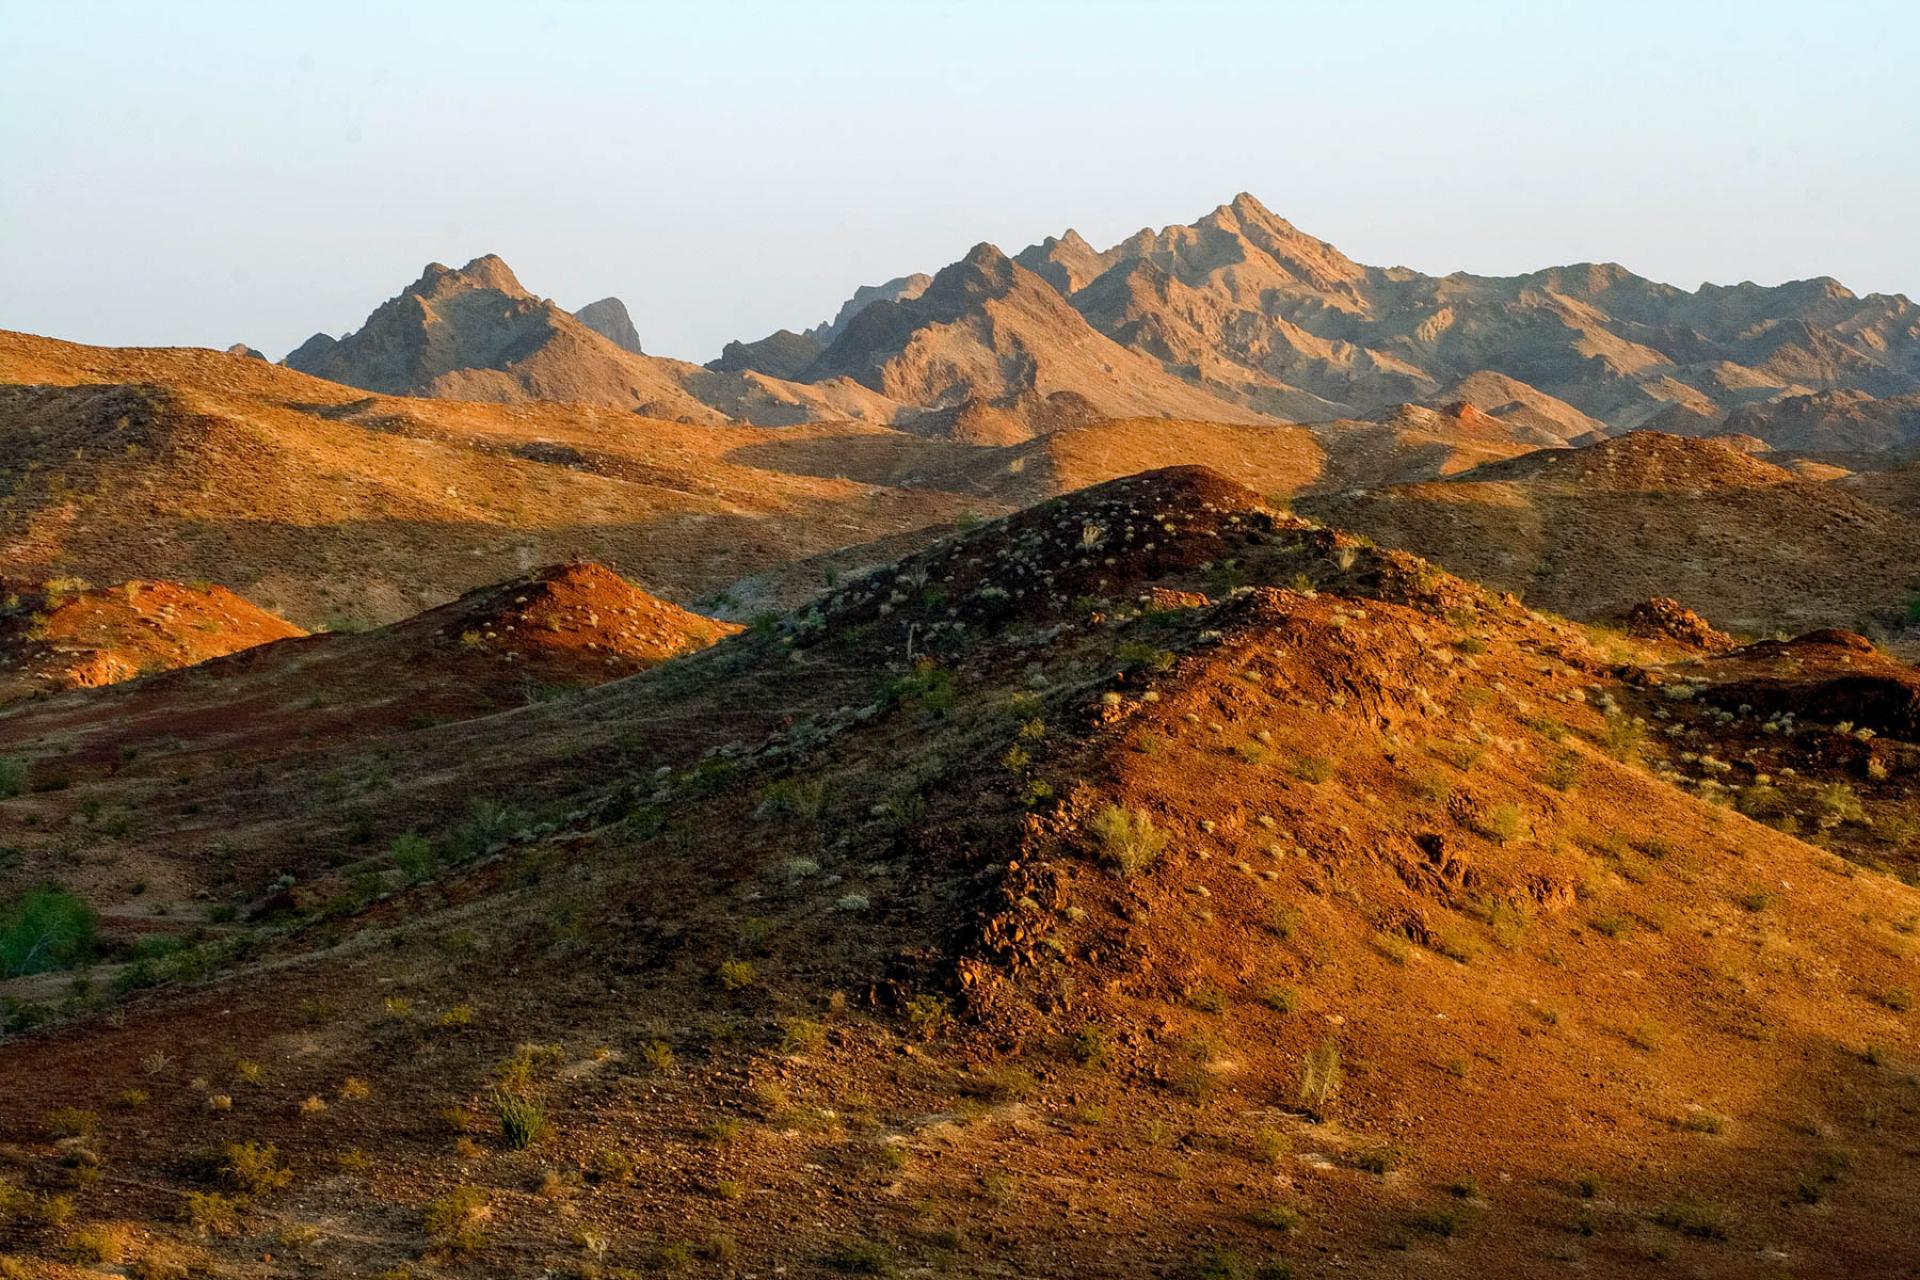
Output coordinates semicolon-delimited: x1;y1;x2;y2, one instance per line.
1087;804;1166;876
388;834;437;882
0;886;97;978
495;1092;548;1150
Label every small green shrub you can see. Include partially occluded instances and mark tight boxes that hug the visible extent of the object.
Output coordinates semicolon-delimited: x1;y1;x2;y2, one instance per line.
0;886;97;977
1087;804;1166;876
715;958;757;991
423;1186;489;1255
388;834;437;882
496;1092;548;1150
824;1238;899;1276
207;1142;291;1196
1290;755;1334;783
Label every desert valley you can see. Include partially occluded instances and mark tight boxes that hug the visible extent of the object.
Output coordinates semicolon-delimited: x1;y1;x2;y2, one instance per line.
2;155;1918;1280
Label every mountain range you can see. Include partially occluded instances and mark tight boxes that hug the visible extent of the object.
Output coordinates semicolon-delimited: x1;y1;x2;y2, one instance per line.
275;194;1920;451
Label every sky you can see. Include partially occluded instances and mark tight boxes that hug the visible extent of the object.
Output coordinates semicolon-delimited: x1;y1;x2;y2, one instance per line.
2;0;1916;363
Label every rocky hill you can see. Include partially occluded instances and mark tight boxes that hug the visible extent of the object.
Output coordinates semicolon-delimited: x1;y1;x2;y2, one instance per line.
0;468;1913;1278
0;577;302;704
1299;431;1920;637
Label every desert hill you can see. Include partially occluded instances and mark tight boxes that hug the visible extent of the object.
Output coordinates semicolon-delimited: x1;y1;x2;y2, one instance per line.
0;468;1913;1277
0;331;995;626
1298;431;1920;638
1720;389;1920;453
1305;401;1566;493
0;561;734;907
0;577;303;704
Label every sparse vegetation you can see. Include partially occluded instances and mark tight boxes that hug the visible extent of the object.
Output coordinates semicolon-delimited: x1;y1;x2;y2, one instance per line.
1088;803;1167;876
0;885;97;977
1297;1038;1342;1115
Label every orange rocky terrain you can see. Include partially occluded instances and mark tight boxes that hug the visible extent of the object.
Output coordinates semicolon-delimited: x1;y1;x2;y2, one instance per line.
0;468;1913;1278
0;578;303;704
0;560;735;911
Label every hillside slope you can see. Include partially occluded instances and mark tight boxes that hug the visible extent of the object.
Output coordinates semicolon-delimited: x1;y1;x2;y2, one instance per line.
1299;431;1920;638
0;332;993;626
0;469;1913;1278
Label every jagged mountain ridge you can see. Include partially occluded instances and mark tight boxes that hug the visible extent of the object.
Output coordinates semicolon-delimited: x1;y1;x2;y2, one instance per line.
725;193;1920;443
282;255;908;427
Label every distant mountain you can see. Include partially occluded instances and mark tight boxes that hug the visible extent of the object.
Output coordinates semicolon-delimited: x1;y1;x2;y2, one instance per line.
1022;194;1920;438
282;256;904;426
798;243;1274;441
717;192;1920;446
572;296;645;353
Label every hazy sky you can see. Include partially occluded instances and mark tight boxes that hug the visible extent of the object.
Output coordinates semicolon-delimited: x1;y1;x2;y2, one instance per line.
3;0;1916;363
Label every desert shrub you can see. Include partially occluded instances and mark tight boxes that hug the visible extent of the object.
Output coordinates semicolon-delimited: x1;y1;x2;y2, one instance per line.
1884;985;1913;1013
0;760;24;799
62;1224;126;1264
1818;783;1867;826
206;1142;291;1196
640;1040;677;1072
1297;1038;1342;1114
180;1191;240;1236
1599;716;1644;762
1474;803;1524;845
715;958;757;991
1543;751;1583;791
698;1116;741;1144
882;659;955;717
1407;1206;1465;1237
1589;912;1631;939
0;886;97;977
1068;1024;1111;1067
824;1238;898;1276
492;1042;565;1092
781;1017;826;1055
423;1186;489;1255
588;1148;636;1185
454;798;518;856
388;834;437;882
495;1092;548;1149
903;992;951;1039
1250;1204;1301;1232
44;1107;98;1139
1088;804;1166;876
1260;985;1300;1014
1351;1145;1400;1175
1653;1199;1728;1239
1290;755;1334;783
